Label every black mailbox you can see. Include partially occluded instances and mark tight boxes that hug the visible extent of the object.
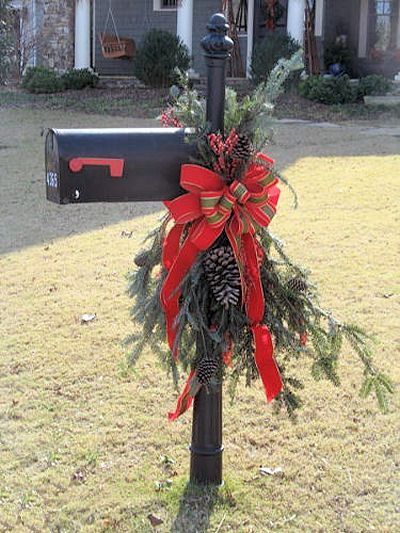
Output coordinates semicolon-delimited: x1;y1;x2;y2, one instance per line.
45;128;196;204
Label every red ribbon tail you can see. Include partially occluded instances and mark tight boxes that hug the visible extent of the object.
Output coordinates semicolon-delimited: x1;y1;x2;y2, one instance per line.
161;226;200;355
242;233;265;323
168;370;196;421
252;324;283;402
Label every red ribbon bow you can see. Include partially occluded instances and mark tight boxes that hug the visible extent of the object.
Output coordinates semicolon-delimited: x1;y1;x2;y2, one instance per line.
162;153;283;420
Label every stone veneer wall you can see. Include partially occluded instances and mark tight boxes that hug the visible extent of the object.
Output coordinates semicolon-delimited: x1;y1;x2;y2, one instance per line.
38;0;75;71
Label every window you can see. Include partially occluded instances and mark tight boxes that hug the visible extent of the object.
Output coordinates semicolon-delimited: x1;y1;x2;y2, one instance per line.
369;0;399;53
153;0;178;11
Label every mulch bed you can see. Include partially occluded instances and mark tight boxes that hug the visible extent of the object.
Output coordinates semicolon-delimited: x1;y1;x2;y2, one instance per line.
1;84;399;124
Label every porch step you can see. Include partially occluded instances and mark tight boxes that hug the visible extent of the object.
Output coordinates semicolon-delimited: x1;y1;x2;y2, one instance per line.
390;80;400;94
364;95;400;107
97;76;144;89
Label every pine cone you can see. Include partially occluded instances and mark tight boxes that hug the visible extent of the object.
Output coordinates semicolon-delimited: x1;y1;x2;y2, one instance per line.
196;357;219;385
231;133;253;161
287;276;308;293
134;250;150;267
203;245;241;309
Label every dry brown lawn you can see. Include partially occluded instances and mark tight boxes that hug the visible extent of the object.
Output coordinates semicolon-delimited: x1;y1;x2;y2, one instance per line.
0;108;399;532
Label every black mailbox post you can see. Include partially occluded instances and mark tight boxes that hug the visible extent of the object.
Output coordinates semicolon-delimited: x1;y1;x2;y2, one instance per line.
45;13;233;486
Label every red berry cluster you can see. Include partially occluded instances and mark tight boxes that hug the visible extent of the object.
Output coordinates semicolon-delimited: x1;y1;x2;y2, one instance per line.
160;108;183;128
208;129;240;177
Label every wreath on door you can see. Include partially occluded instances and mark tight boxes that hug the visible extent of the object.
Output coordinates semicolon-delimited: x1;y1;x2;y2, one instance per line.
264;0;285;30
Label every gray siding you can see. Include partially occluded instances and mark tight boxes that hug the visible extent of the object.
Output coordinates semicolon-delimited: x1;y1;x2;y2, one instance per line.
94;0;177;76
192;0;221;74
94;0;221;77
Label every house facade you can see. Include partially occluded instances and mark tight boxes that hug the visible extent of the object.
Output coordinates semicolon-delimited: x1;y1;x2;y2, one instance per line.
12;1;400;79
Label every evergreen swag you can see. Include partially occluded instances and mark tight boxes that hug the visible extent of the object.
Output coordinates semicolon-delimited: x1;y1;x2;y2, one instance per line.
126;52;392;418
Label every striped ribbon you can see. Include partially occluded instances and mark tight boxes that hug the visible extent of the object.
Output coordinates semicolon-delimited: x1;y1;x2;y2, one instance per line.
162;153;283;420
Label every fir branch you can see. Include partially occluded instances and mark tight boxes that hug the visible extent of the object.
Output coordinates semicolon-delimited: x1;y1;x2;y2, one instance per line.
263;49;304;104
275;171;298;208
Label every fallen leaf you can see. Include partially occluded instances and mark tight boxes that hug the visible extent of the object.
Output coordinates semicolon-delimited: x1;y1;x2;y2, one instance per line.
154;479;173;492
160;454;175;466
71;468;87;483
147;514;163;527
80;313;96;324
259;466;284;476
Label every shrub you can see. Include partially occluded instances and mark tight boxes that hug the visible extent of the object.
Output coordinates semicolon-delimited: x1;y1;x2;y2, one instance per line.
61;68;99;90
299;75;356;105
134;29;190;88
324;42;354;74
251;34;300;85
22;66;64;93
357;74;392;97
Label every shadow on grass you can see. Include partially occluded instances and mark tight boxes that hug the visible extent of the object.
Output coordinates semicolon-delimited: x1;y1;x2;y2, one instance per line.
171;483;220;533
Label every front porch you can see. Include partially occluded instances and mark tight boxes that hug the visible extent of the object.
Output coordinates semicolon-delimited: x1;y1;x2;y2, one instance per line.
72;1;400;80
74;1;309;79
323;0;400;78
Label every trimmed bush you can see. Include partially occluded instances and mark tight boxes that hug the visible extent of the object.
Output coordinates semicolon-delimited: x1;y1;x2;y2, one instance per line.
299;75;356;105
251;34;300;85
134;29;190;88
22;66;64;94
357;74;392;97
324;42;354;74
62;68;99;90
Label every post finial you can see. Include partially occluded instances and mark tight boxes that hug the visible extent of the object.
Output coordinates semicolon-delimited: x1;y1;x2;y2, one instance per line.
201;13;233;57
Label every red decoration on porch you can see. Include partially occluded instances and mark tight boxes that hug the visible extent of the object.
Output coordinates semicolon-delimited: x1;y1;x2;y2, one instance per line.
264;0;284;30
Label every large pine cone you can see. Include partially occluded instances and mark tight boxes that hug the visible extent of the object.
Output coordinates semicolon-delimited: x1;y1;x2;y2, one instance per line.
287;276;308;293
231;133;253;162
203;245;241;309
196;357;219;385
134;249;150;267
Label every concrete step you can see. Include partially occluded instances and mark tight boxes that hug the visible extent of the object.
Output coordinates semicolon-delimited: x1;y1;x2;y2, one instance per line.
390;80;400;95
97;76;144;89
364;95;400;107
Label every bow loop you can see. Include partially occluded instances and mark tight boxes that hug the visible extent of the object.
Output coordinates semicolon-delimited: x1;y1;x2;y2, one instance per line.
229;180;251;205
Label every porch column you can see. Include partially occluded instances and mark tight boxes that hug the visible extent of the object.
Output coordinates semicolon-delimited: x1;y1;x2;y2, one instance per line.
396;1;400;81
177;0;193;55
74;0;91;69
287;0;305;44
246;0;255;78
358;0;369;58
314;0;324;37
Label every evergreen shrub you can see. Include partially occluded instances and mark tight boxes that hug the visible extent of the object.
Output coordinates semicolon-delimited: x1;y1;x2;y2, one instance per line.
357;74;392;97
299;75;356;105
134;29;190;88
324;42;354;74
251;34;300;84
22;66;64;93
62;68;99;90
